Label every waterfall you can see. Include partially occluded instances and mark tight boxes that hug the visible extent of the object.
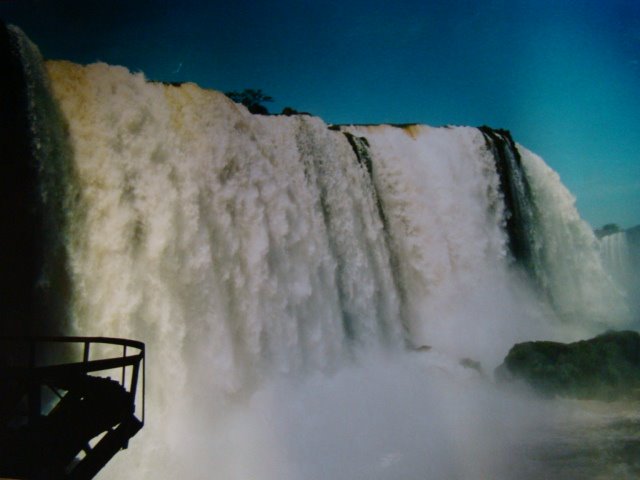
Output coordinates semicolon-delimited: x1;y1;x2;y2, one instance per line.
5;25;634;479
600;232;633;287
478;127;536;270
600;231;639;321
519;147;630;326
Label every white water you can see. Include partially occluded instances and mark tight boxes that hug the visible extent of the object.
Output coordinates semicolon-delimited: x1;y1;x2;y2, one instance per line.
600;232;639;322
601;233;632;279
519;148;630;327
15;27;635;479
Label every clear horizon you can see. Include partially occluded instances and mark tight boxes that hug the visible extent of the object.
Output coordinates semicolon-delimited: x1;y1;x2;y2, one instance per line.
2;0;638;228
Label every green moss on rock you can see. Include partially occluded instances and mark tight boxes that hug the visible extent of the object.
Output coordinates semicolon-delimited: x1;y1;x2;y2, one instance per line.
496;330;640;400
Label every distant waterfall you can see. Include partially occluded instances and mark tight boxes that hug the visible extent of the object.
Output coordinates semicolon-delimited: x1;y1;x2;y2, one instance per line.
600;232;633;286
5;24;634;480
600;232;638;320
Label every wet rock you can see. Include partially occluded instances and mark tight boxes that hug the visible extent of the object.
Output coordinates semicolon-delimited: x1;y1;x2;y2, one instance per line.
459;357;483;375
413;345;432;352
496;330;640;400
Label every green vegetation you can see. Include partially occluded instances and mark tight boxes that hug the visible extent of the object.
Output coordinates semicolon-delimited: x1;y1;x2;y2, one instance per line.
224;88;273;115
595;223;622;239
496;330;640;400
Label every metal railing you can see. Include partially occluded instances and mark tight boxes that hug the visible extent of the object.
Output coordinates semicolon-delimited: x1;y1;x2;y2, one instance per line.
1;336;146;478
0;335;145;424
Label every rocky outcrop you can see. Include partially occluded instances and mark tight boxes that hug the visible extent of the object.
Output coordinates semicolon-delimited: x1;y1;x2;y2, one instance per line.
496;330;640;400
0;22;43;335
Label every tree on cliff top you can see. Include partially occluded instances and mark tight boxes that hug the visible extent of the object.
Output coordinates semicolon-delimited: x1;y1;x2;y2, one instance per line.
595;223;622;239
225;89;273;115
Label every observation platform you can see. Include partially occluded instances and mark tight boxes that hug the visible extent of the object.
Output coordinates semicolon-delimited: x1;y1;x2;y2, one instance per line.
0;336;145;479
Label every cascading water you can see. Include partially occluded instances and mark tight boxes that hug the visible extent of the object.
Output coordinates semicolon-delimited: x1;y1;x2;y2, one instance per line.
518;148;631;327
6;25;637;480
600;231;639;322
479;127;537;271
600;232;633;289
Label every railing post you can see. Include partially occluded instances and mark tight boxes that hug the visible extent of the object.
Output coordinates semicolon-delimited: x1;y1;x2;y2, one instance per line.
122;345;127;387
129;358;139;398
142;355;145;423
83;341;90;364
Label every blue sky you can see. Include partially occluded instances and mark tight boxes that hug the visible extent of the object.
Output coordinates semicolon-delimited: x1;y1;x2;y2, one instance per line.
2;0;639;228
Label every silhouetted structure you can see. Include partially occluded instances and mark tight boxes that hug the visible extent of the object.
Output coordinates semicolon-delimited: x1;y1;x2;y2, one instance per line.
0;336;145;479
225;88;273;114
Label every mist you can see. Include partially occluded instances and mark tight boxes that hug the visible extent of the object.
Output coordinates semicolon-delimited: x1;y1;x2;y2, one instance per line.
106;349;609;480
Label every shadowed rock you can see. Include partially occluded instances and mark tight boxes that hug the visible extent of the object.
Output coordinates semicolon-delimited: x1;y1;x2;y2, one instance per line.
496;330;640;400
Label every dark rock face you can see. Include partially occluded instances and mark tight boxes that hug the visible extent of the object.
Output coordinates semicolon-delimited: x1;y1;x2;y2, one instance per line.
496;331;640;400
478;126;536;271
0;22;43;335
0;23;73;337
